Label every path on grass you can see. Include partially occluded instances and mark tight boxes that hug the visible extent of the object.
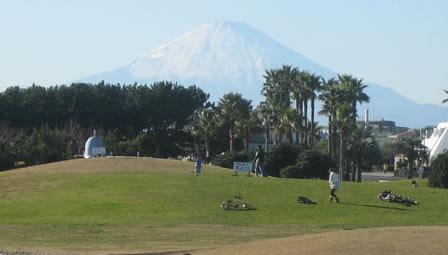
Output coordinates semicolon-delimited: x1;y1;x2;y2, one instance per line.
190;226;448;255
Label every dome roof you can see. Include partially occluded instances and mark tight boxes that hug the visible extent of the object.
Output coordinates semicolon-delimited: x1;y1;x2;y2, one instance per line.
84;130;106;158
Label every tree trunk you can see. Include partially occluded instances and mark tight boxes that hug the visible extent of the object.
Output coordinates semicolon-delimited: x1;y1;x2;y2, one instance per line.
264;124;269;152
357;160;362;182
339;131;344;180
304;98;308;146
229;127;234;152
351;161;356;182
407;161;413;179
328;115;332;159
205;135;210;159
330;111;337;161
296;97;301;144
311;97;315;146
301;100;306;145
287;127;293;144
243;136;248;153
352;101;357;124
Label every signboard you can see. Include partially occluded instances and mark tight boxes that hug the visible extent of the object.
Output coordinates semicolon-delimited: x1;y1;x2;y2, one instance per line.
233;162;253;173
92;147;106;156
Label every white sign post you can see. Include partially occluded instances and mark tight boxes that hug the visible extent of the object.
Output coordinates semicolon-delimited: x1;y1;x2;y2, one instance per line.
233;161;253;176
92;147;106;157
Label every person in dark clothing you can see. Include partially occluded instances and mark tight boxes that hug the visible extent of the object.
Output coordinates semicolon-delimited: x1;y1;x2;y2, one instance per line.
252;145;266;177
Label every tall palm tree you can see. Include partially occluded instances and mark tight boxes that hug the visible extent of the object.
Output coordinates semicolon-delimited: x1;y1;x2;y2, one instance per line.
349;125;374;182
217;93;252;152
335;103;354;181
335;74;369;181
255;102;273;151
318;78;339;160
280;108;301;144
338;74;369;124
236;113;257;153
262;66;294;145
395;138;428;179
299;71;312;146
307;121;322;145
290;69;307;144
192;106;217;158
307;73;322;146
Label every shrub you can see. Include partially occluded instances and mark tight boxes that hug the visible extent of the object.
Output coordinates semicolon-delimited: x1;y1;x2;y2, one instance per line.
280;150;334;179
264;144;301;177
280;164;303;178
297;150;334;179
429;152;448;188
212;152;249;169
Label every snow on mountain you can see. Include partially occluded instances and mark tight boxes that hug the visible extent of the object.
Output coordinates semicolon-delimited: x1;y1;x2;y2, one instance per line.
77;20;448;128
78;21;334;102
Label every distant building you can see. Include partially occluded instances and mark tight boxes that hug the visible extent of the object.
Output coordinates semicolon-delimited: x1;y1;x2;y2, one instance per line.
356;118;410;146
423;122;448;161
84;130;106;159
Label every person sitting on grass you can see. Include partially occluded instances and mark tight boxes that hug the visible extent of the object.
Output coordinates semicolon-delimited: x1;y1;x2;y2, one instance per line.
328;168;340;203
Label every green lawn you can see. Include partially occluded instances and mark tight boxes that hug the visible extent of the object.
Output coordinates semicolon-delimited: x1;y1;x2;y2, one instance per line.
0;157;447;252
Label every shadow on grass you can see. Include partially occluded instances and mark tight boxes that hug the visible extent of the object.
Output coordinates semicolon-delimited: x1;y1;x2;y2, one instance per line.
339;202;410;211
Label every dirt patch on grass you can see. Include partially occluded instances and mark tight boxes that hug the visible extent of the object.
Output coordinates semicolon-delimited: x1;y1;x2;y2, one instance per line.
191;226;448;255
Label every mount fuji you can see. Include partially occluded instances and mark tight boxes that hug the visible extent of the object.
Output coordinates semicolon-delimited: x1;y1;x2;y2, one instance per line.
77;21;448;128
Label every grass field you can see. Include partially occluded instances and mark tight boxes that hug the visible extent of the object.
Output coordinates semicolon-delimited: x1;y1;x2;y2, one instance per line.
0;157;447;253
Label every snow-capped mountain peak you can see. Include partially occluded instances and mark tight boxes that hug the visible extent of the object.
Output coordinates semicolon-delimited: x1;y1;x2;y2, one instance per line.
77;20;448;128
78;20;333;102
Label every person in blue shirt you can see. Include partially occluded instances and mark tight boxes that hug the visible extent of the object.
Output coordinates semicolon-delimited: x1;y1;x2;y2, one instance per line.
194;155;202;176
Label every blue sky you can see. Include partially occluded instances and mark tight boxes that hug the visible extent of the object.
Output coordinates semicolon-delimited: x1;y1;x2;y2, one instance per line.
0;0;447;105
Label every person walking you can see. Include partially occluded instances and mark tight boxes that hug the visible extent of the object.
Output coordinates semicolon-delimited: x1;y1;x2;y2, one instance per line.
252;145;266;177
328;168;340;202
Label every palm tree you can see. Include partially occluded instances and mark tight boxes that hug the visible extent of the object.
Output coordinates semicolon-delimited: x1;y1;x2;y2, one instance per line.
217;93;252;152
290;69;307;144
442;89;448;104
334;74;369;181
299;71;312;146
307;73;322;146
335;103;354;180
280;108;302;144
307;121;322;145
192;106;217;158
338;74;369;123
255;102;273;152
262;66;294;145
236;113;257;153
395;138;428;179
349;125;374;182
318;78;339;160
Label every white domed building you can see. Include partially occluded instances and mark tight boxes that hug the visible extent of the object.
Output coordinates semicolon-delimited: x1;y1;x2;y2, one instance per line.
84;130;106;159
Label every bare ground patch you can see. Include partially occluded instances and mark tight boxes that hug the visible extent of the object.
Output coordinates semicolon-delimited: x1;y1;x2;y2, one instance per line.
192;226;448;255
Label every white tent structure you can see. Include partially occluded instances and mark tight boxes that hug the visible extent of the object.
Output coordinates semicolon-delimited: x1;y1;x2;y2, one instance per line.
84;130;106;159
423;122;448;161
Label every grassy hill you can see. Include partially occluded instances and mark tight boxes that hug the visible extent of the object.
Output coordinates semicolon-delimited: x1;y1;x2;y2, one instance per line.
0;157;447;253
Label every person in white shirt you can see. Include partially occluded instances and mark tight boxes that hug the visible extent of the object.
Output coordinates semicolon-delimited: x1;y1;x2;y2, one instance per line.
328;168;340;203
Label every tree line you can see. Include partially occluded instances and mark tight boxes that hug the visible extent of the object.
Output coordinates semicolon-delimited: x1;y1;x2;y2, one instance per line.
0;81;208;170
192;65;379;182
1;66;416;182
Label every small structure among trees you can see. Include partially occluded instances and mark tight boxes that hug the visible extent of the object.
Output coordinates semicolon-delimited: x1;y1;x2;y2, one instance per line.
84;130;106;158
